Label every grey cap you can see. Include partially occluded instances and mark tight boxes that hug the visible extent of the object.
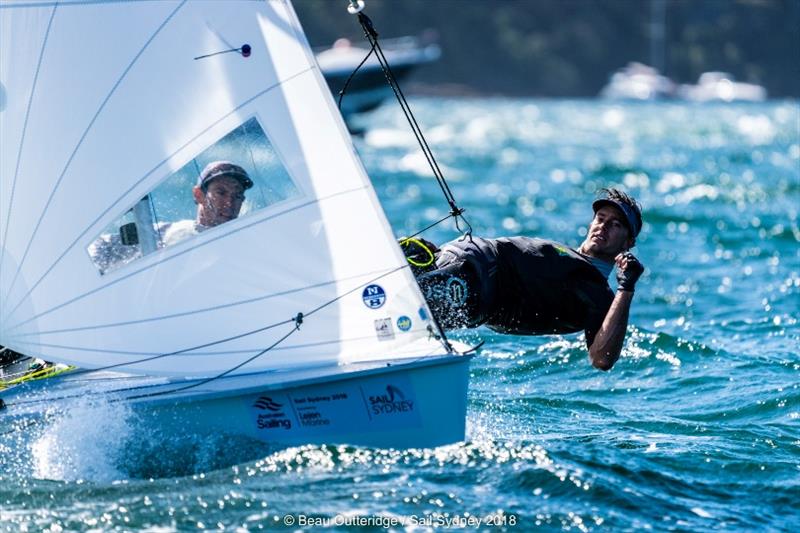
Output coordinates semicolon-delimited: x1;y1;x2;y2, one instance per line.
197;161;253;190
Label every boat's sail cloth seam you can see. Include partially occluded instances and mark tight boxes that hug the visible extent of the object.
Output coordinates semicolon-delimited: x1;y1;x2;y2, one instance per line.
7;267;391;338
0;5;57;326
1;0;188;325
4;185;367;333
1;65;315;330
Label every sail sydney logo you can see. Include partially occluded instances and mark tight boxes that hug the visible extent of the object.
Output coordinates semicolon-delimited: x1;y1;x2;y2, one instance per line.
252;396;292;430
369;385;414;415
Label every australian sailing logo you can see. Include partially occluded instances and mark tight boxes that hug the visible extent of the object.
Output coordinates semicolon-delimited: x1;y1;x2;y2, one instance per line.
253;396;283;411
369;384;414;415
252;395;292;430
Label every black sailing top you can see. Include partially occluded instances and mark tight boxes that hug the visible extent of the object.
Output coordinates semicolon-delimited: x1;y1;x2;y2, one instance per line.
433;236;614;345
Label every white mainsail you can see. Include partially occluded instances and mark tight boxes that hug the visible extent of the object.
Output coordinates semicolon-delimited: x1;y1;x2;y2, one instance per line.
0;0;446;377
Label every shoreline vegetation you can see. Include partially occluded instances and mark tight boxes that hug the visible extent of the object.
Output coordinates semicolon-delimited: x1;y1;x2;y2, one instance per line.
295;0;799;99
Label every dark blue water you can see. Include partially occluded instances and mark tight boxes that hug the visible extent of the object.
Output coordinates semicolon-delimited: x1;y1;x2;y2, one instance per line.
1;99;798;531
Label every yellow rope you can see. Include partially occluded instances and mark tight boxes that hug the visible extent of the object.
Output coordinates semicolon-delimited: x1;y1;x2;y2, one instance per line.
400;237;435;267
0;364;75;390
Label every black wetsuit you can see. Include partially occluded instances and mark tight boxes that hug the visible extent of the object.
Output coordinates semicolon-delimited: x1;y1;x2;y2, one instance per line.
415;237;614;346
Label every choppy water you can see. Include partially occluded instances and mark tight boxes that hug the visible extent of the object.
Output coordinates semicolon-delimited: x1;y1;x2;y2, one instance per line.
2;99;799;531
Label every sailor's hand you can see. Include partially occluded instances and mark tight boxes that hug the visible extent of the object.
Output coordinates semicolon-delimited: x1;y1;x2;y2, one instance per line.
615;252;644;292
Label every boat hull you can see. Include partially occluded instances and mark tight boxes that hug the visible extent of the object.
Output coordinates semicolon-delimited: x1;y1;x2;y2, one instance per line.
143;355;470;449
1;354;471;450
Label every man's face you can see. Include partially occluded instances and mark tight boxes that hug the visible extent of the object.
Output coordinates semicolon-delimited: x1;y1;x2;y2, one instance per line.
581;205;633;260
194;175;246;227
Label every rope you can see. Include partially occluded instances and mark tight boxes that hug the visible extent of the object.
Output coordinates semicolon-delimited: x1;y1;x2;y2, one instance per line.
334;5;471;238
351;11;472;238
337;41;377;110
124;314;304;400
399;237;434;268
0;263;428;407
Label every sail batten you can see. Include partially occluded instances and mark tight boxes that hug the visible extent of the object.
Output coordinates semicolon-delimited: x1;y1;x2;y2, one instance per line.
1;0;445;376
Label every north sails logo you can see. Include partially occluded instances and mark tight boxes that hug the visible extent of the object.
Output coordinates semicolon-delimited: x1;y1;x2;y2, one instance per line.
369;385;414;415
253;396;283;411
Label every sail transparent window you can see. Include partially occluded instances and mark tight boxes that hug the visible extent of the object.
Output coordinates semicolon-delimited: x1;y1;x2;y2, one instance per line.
87;117;299;274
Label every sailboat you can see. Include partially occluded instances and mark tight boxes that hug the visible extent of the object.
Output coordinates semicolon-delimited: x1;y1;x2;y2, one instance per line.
0;0;470;450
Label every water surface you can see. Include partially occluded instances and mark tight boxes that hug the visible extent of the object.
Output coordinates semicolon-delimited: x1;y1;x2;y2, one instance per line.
2;99;798;531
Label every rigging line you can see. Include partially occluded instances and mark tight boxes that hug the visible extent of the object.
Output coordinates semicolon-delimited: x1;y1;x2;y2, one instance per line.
337;41;376;110
353;14;472;242
38;317;297;379
122;322;301;400
1;67;315;329
15;262;409;382
2;0;188;320
5;275;457;411
3;180;359;333
103;261;413;400
0;4;58;323
6;267;388;338
353;15;449;194
402;212;460;242
371;41;454;203
355;11;469;235
0;341;454;414
8;323;435;358
2;323;445;409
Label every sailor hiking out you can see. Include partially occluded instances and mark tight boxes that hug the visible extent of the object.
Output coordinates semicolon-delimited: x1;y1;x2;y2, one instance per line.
406;188;645;371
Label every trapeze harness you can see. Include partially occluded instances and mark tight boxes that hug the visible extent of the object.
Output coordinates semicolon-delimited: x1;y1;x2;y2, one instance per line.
411;237;615;346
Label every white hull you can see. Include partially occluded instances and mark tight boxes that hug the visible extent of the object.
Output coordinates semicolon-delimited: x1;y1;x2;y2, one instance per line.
1;354;471;450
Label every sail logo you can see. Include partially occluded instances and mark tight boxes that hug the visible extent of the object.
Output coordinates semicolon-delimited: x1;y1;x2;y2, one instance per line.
396;315;412;332
252;395;292;431
374;318;395;341
369;384;414;415
362;284;386;309
446;276;468;305
253;396;283;411
553;245;570;257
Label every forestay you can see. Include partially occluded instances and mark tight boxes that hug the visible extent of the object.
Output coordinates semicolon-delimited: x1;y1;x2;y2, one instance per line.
0;0;446;376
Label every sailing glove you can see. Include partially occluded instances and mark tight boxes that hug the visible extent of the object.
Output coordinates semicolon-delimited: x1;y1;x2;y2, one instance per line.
616;252;644;292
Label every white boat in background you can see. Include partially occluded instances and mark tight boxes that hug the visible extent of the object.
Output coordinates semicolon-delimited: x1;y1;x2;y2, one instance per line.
0;1;469;451
317;36;441;116
599;62;676;101
678;72;767;102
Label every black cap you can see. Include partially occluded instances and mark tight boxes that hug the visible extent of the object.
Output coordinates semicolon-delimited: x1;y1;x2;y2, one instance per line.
592;197;642;238
197;161;253;191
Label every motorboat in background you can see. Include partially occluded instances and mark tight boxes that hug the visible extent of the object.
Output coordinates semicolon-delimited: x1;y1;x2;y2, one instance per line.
316;36;441;116
599;62;676;101
677;72;767;102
